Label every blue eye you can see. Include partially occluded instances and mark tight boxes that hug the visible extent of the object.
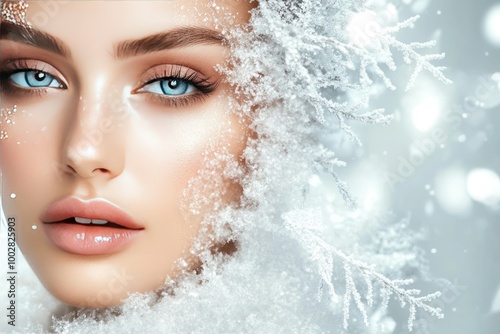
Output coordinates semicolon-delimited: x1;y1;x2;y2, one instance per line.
10;70;62;88
142;78;196;96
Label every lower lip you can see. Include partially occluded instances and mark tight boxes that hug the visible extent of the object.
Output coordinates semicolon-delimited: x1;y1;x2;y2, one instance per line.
43;223;143;255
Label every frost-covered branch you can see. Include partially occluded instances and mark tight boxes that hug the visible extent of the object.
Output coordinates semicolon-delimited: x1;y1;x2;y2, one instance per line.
283;210;444;332
323;15;452;92
222;2;449;330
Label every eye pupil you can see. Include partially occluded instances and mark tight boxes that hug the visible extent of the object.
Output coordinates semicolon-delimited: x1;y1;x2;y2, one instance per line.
168;80;179;89
34;71;46;82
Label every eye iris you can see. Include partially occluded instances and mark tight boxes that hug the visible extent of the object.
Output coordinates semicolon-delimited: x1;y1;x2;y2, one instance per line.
160;79;189;96
25;71;52;87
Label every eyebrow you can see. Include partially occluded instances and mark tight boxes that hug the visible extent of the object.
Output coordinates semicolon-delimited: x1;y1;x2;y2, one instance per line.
114;26;223;59
0;21;71;58
0;21;223;60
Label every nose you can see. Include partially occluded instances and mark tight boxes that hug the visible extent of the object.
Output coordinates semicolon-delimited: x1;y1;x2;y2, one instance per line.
62;93;126;180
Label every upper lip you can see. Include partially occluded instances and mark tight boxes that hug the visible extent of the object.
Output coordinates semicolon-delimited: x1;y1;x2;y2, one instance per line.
41;196;144;230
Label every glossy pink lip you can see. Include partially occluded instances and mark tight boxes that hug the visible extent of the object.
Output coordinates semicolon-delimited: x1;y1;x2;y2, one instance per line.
41;196;144;255
41;196;143;229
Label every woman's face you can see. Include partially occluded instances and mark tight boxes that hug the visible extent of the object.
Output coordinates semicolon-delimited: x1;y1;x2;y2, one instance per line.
0;0;252;307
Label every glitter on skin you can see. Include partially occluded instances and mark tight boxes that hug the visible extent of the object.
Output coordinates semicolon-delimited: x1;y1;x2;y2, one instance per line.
1;0;31;28
1;105;18;140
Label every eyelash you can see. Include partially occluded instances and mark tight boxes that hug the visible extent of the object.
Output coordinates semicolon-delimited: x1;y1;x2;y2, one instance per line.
0;61;219;108
0;59;62;97
134;66;219;108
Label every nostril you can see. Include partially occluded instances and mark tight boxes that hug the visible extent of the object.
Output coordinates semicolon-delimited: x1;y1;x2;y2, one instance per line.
93;168;110;174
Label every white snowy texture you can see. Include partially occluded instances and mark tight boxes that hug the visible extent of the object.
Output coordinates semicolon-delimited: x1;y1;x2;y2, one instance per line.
2;0;451;333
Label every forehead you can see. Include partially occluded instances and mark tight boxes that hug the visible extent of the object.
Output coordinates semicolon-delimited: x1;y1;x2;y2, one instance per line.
16;0;251;42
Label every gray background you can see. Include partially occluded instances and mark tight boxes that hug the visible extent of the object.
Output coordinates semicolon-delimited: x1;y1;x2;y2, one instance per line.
344;0;500;332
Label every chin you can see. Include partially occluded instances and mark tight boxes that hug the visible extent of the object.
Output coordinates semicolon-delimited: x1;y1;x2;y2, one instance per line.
54;289;126;309
26;252;167;308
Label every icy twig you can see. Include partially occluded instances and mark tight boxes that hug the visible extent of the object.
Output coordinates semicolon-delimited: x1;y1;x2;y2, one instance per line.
283;210;444;332
322;15;452;92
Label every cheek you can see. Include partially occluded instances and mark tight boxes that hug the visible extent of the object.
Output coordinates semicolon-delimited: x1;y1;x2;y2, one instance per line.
1;100;68;211
1;108;67;277
131;97;243;197
129;97;246;236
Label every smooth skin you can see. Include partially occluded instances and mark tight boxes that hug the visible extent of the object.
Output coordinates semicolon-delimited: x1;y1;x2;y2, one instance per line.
0;0;254;307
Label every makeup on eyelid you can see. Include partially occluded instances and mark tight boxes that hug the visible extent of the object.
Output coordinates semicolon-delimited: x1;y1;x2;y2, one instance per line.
0;50;222;108
0;20;225;109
